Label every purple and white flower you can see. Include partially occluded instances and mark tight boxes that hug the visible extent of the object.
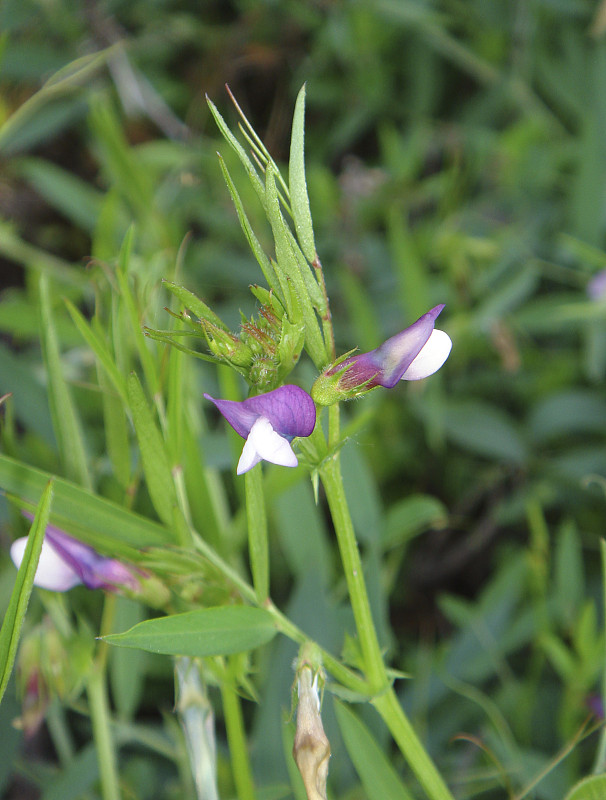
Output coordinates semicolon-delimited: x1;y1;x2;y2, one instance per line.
11;517;140;593
312;305;452;404
204;384;316;474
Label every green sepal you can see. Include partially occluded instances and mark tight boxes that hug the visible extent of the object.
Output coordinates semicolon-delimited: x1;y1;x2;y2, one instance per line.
249;284;286;319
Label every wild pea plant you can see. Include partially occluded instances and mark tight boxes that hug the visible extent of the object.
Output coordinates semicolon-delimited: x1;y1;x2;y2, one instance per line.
1;78;605;800
0;82;454;799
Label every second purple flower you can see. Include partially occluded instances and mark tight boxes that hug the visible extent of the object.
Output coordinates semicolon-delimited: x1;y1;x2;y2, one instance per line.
312;304;452;405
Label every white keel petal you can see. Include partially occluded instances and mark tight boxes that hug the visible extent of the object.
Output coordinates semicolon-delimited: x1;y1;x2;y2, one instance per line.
241;416;298;471
401;329;452;380
237;434;264;474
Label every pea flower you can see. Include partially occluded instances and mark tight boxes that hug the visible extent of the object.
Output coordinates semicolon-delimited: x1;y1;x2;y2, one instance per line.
11;516;140;593
204;384;316;474
312;304;452;405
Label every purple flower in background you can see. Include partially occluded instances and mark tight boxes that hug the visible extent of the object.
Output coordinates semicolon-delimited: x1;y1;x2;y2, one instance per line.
312;305;452;405
205;385;316;474
587;270;606;302
11;516;140;593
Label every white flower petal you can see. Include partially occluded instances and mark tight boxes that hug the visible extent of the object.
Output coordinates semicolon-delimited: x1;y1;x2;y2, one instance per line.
401;329;452;381
237;434;264;474
236;416;298;474
10;537;82;592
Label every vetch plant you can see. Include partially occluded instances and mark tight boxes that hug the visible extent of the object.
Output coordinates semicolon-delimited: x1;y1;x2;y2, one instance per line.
1;82;458;800
141;84;455;800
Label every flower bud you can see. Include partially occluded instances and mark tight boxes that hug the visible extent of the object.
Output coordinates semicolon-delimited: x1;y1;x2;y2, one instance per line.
293;665;330;800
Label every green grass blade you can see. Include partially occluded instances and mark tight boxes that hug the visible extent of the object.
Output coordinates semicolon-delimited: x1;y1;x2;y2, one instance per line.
39;275;92;490
289;84;316;263
126;372;181;534
0;480;53;706
117;265;160;400
97;364;131;490
65;298;127;403
334;699;415;800
0;453;170;554
16;157;104;233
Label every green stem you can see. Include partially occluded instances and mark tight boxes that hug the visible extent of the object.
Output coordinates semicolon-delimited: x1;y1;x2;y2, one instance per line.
592;539;606;773
373;688;455;800
265;599;370;696
245;466;269;603
87;665;121;800
221;668;256;800
320;455;454;800
319;456;386;692
86;595;121;800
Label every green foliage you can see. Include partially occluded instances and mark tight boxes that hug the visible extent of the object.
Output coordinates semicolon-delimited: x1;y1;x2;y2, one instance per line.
1;2;606;799
103;606;278;657
0;482;52;705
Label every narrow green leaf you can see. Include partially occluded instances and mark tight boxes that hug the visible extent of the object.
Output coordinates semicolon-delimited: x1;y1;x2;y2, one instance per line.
0;481;53;705
116;265;160;399
162;281;229;330
127;372;179;531
65;299;127;403
103;606;278;656
334;699;415;800
289;226;325;312
97;364;131;490
289;84;316;262
0;453;170;554
217;155;280;295
564;775;606;800
39;275;92;489
16;157;103;233
143;327;223;364
383;495;448;550
206;97;265;204
265;167;326;366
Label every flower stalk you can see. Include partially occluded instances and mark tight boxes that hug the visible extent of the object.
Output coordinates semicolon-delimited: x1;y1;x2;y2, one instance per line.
245;466;269;603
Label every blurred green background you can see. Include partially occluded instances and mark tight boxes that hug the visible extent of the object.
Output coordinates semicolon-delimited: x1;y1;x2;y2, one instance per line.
2;1;606;799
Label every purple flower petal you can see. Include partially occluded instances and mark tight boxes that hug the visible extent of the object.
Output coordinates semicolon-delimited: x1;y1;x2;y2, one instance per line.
204;385;316;441
16;513;140;593
336;305;448;390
